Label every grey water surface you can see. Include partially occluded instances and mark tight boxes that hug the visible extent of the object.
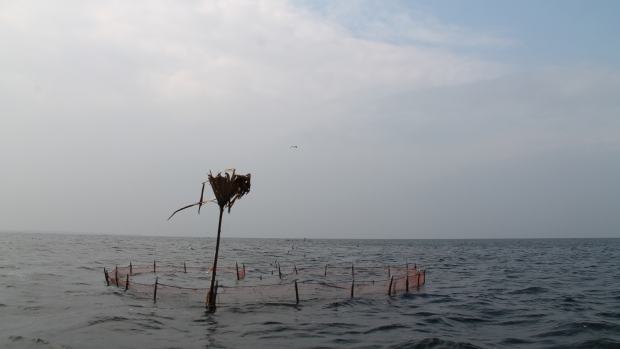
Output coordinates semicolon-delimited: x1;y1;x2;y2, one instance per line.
1;233;619;349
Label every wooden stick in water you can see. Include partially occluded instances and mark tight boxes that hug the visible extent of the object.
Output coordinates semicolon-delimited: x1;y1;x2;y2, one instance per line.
388;276;393;296
153;277;158;303
324;264;327;277
350;279;354;298
125;273;129;291
278;264;282;279
130;262;133;275
242;263;245;278
406;275;409;292
115;266;119;287
184;262;187;274
352;263;354;278
294;263;298;275
295;280;299;304
104;268;109;286
236;262;240;280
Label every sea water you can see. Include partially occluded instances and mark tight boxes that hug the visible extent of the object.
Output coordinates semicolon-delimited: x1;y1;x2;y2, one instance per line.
1;233;619;348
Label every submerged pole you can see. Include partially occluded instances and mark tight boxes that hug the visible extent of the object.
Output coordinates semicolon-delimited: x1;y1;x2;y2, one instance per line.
104;268;109;286
242;263;245;278
125;273;129;291
295;280;299;304
115;266;119;287
351;279;354;298
324;264;327;277
154;277;158;303
236;262;240;280
207;207;225;309
294;263;298;275
184;262;187;274
388;276;393;296
278;264;282;279
406;275;409;292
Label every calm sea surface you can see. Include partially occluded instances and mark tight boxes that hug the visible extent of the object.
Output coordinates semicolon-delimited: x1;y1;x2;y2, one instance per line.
1;233;619;349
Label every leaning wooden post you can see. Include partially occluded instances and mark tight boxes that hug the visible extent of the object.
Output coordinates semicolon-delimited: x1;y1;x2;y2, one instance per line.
184;262;187;274
388;276;394;296
324;264;327;277
405;275;409;292
153;260;156;273
351;263;354;278
125;273;129;291
236;262;240;280
294;263;298;275
130;262;133;275
392;278;397;295
350;279;354;298
153;277;158;303
294;280;299;304
278;264;282;279
115;266;119;287
104;268;110;286
417;271;421;290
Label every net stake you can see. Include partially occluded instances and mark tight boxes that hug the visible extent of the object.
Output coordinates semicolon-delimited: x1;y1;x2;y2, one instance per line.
153;277;158;303
242;263;245;278
324;264;327;277
388;276;393;296
351;279;354;298
115;266;119;288
125;273;129;291
278;264;282;279
294;263;298;275
295;280;299;304
130;262;133;275
236;262;240;280
406;275;409;292
184;262;186;274
104;268;109;286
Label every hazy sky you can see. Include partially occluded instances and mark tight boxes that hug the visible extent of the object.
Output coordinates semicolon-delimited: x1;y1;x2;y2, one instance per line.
1;0;619;239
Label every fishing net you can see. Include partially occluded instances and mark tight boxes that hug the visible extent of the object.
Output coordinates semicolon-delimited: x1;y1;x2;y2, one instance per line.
103;262;426;306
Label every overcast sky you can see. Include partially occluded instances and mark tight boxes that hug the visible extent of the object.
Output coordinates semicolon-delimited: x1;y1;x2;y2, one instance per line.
1;0;619;239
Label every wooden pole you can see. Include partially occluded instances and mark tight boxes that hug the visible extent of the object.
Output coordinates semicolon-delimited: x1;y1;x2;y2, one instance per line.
242;263;245;278
125;273;129;291
406;261;408;275
294;263;298;275
392;278;397;295
350;279;354;298
153;277;158;303
324;264;327;277
295;280;299;304
207;207;225;309
417;271;420;290
104;268;109;286
115;266;119;287
236;262;240;280
130;262;133;275
278;264;282;279
352;263;354;278
184;262;187;274
406;275;409;292
388;276;393;296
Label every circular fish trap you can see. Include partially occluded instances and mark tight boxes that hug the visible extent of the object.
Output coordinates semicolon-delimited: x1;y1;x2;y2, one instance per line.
102;262;426;306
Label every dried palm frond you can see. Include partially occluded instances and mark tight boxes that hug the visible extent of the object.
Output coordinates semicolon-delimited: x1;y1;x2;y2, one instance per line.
167;197;216;220
208;170;251;213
